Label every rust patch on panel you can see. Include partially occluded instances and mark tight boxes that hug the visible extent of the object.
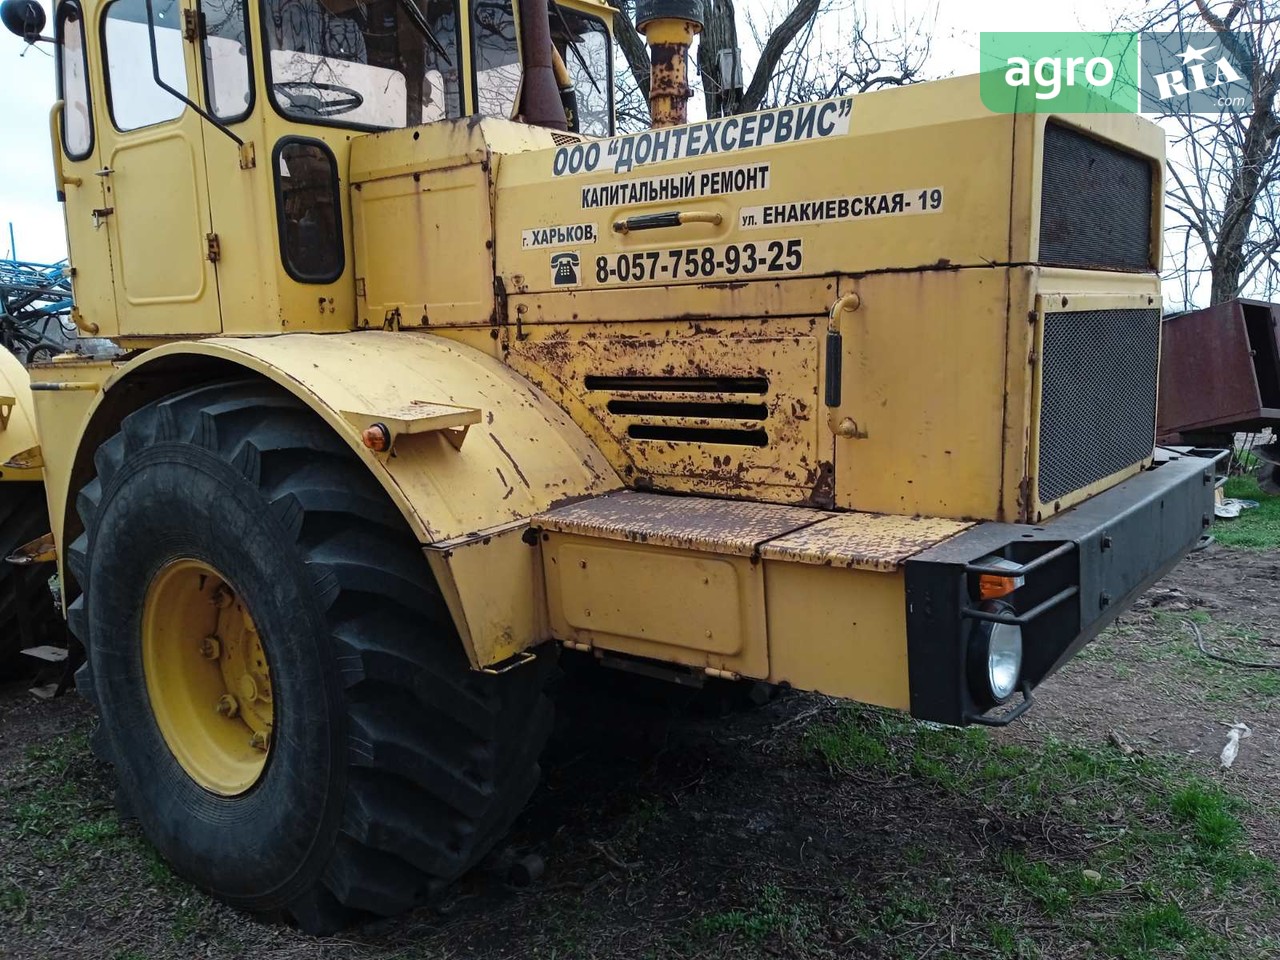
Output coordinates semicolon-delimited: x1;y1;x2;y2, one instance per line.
806;460;835;508
510;332;823;502
759;513;974;571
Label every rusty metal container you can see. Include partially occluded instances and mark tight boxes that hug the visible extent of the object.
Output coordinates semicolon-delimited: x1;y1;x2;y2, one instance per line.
1157;298;1280;441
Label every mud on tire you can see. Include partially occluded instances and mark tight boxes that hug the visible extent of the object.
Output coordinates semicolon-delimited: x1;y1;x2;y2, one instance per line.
68;380;554;932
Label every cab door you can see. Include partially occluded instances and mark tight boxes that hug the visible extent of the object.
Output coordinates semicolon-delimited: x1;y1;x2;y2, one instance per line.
96;0;221;336
53;0;117;335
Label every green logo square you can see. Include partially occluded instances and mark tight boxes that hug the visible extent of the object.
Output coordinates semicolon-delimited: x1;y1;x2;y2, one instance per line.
979;33;1142;113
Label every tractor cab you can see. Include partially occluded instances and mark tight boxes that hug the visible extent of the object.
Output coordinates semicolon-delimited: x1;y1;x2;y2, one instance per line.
3;0;616;344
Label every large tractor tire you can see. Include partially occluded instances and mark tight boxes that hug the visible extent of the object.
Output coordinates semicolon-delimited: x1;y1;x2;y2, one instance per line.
69;380;554;932
0;482;61;675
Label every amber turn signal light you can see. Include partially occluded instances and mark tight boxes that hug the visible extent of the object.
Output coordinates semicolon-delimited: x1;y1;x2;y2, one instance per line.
978;573;1025;600
360;423;391;452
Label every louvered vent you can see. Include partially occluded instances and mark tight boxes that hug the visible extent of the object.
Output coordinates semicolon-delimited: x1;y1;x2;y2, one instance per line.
585;375;771;447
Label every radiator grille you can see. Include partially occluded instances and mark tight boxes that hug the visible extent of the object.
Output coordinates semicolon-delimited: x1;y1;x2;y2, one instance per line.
1037;308;1161;504
1039;123;1153;272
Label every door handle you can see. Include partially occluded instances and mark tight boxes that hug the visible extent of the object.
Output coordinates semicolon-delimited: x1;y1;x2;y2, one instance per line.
612;210;722;234
47;102;83;199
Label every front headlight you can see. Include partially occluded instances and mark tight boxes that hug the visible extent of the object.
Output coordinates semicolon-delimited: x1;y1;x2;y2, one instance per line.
986;621;1022;702
968;602;1023;707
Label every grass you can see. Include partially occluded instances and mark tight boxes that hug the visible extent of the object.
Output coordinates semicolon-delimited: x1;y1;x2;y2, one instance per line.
784;707;1280;959
4;674;1277;958
0;730;173;934
1082;609;1280;708
694;882;818;945
1215;474;1280;548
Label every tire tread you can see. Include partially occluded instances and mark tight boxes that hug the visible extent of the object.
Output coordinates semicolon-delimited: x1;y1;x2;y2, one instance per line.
72;379;553;931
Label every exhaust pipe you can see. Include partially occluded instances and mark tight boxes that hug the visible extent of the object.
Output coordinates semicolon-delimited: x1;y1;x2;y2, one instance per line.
518;0;569;130
635;0;703;128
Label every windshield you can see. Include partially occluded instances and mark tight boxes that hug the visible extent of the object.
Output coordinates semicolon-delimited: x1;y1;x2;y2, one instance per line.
261;0;612;131
263;0;461;127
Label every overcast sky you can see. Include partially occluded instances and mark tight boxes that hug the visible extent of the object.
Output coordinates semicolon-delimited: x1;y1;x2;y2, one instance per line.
0;0;1132;264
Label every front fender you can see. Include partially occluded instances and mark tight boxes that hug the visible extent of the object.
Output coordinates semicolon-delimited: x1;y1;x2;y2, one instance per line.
62;332;623;666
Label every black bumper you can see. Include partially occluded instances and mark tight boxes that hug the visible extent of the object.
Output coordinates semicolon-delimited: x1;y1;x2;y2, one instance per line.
904;449;1222;726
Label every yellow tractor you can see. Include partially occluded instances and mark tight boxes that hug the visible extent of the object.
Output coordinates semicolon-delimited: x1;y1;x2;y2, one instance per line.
0;0;1218;932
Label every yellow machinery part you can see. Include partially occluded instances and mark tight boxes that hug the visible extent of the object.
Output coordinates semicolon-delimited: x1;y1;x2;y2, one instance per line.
0;349;45;483
32;333;622;668
534;490;973;706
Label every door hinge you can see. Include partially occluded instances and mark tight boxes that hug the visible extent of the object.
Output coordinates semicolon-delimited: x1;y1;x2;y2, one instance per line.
182;8;200;41
206;232;221;262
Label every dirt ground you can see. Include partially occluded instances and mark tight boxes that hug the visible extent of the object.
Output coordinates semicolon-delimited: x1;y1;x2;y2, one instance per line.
1013;545;1280;811
1;544;1278;960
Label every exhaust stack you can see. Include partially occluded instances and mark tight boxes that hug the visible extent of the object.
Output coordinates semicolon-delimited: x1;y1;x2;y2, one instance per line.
519;0;569;130
635;0;703;128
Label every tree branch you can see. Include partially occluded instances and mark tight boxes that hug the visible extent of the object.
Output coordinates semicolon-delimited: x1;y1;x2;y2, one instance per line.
613;2;652;104
738;0;821;113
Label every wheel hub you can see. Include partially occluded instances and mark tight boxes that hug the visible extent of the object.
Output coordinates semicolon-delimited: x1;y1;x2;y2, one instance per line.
142;559;273;795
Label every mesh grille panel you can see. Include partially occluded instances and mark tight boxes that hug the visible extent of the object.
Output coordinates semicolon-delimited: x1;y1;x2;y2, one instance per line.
1037;308;1160;503
1039;123;1153;271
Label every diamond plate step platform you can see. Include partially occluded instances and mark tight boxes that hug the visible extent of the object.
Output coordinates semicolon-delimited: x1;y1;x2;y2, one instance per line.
533;491;972;570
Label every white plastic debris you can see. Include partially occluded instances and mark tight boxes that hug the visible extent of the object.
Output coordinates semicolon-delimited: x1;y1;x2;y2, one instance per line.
1220;722;1253;769
1214;498;1259;519
1214;496;1260;519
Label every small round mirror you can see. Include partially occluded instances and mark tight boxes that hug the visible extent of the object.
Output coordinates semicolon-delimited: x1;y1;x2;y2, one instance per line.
1;0;47;41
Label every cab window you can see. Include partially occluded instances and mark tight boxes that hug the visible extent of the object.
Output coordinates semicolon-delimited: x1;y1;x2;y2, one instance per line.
471;0;519;119
551;3;610;136
274;138;344;282
200;0;254;121
263;0;461;128
56;1;94;159
102;0;188;131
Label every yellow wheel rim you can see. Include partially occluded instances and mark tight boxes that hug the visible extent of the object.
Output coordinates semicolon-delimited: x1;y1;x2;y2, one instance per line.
142;559;274;796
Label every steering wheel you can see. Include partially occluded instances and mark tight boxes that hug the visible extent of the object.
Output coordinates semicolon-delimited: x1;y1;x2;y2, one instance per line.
473;0;516;41
274;81;365;117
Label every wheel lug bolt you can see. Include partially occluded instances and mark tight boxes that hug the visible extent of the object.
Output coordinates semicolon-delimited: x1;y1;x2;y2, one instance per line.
215;694;239;718
249;731;270;751
199;636;221;659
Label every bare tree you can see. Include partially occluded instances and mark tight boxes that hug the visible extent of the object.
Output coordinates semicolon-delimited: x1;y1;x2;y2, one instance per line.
697;0;820;117
1137;0;1280;305
741;0;933;111
611;0;653;131
611;0;930;130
